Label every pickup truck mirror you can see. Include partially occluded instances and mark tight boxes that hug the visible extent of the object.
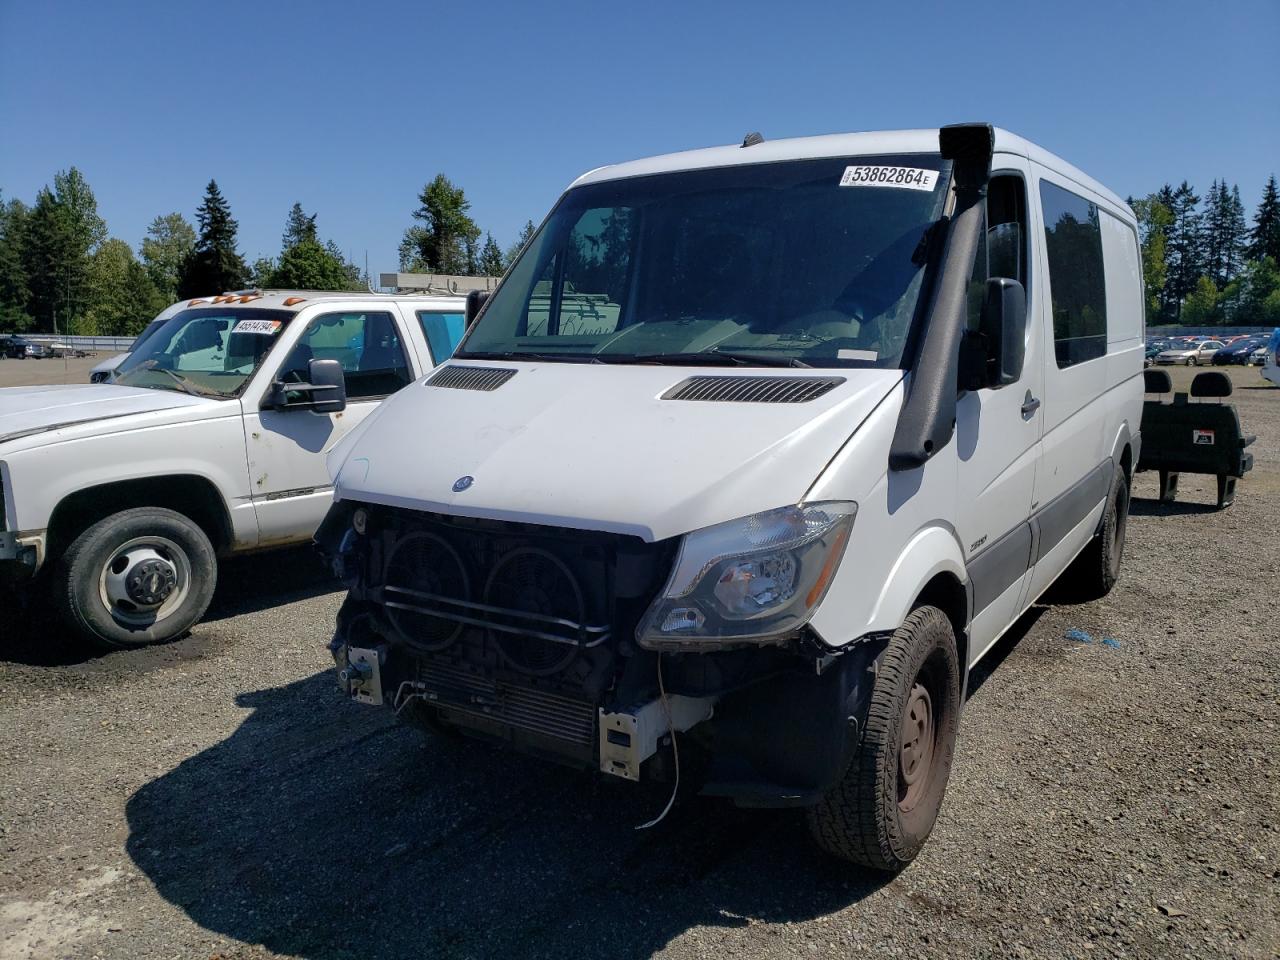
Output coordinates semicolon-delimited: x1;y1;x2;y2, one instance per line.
961;277;1026;391
465;290;490;328
264;358;348;413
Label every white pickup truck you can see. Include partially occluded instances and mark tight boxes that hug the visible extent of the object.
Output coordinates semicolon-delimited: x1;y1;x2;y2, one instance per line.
0;290;471;647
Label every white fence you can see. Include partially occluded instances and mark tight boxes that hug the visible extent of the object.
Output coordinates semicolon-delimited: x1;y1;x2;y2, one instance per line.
1;333;135;353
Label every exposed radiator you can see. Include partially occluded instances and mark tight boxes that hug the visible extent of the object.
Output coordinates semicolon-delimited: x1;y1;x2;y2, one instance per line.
416;660;596;748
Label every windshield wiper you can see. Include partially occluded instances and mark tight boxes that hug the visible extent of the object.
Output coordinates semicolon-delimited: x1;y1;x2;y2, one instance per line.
455;350;599;364
630;350;811;368
139;363;230;398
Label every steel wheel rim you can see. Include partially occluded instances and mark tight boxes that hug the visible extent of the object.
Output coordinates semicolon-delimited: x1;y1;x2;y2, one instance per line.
898;680;935;812
98;535;192;627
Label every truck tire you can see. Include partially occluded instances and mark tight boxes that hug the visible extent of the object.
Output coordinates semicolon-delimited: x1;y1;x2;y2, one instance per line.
1052;468;1129;602
53;507;217;648
807;605;961;872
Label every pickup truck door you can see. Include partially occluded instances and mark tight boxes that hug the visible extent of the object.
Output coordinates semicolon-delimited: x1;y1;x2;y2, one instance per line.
241;306;422;546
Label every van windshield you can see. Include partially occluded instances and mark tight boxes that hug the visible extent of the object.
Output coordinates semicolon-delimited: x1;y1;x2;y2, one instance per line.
459;154;951;368
115;308;293;398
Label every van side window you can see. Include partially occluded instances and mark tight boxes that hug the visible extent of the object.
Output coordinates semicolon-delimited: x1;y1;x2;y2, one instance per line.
967;174;1028;332
1040;181;1107;368
279;311;412;400
418;311;466;362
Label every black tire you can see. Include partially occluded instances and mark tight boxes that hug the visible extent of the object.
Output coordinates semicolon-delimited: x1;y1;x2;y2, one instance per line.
53;507;217;648
1053;468;1129;602
807;605;961;872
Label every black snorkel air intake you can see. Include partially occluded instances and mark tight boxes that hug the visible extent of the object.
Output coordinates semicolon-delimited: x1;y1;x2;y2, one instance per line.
888;123;994;471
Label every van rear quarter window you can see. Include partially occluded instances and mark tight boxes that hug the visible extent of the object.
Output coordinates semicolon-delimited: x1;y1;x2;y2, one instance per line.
1040;180;1108;368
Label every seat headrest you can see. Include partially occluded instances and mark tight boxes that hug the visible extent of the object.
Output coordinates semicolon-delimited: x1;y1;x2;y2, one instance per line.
1190;371;1232;398
1143;369;1172;394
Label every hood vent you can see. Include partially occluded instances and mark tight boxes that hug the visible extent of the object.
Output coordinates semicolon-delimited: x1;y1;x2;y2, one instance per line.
663;375;845;404
426;365;517;392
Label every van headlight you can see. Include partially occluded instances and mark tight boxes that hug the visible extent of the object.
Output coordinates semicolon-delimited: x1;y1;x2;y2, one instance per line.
637;502;855;650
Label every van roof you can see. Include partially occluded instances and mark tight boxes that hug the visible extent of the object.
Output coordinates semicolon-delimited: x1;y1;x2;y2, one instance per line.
571;126;1130;215
177;290;467;311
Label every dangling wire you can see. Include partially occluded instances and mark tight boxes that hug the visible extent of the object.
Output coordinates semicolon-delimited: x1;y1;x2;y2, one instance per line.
635;653;680;830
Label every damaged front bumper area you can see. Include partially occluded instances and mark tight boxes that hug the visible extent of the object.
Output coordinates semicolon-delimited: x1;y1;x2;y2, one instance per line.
318;502;885;805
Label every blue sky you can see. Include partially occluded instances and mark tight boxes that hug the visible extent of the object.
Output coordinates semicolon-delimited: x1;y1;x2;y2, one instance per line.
2;0;1277;277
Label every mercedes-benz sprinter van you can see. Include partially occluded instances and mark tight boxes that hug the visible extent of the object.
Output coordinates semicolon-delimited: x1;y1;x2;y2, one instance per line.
318;124;1145;870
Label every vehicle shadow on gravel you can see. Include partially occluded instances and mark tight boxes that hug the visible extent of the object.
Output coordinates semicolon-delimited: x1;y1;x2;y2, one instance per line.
203;546;341;622
0;548;338;668
125;672;890;959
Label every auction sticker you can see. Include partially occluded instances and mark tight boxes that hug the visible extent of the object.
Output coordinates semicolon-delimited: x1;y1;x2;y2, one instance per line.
1193;429;1215;445
840;165;938;191
232;319;282;335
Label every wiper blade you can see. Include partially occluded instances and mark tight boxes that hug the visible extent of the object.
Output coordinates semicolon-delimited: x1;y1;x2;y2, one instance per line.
631;351;811;368
141;363;230;398
454;350;597;364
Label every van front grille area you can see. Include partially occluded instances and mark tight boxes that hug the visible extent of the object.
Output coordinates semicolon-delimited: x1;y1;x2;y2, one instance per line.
363;509;675;760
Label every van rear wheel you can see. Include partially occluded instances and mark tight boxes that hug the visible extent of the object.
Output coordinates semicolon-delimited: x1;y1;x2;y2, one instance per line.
54;507;217;649
807;605;961;872
1051;468;1129;602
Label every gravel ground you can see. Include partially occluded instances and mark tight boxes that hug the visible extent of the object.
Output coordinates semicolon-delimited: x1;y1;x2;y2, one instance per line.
0;355;104;387
1;363;1277;960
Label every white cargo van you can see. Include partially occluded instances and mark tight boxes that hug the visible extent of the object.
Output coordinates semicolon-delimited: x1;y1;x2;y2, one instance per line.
320;125;1145;869
1;290;471;647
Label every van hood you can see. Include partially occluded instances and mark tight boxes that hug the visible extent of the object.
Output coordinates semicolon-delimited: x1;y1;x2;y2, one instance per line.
0;383;211;447
332;362;902;542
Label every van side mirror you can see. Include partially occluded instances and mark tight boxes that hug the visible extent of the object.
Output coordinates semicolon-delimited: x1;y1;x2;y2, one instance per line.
961;278;1026;390
265;358;348;413
465;290;490;328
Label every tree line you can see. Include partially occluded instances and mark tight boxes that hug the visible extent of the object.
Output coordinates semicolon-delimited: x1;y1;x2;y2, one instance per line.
1130;175;1280;327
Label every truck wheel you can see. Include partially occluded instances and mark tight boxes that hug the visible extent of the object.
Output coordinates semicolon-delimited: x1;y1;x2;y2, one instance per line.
1053;468;1129;601
807;605;961;872
53;507;217;648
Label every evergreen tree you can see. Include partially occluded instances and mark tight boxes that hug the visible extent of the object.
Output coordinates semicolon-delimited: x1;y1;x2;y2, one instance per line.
140;212;196;302
0;194;32;331
177;180;248;298
504;220;537;269
21;168;106;332
267;238;350;290
1249;175;1280;263
401;175;481;275
478;232;505;276
281;202;318;249
1203;180;1248;288
1157;182;1204;320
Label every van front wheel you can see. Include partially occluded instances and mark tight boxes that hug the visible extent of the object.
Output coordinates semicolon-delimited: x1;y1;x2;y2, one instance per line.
807;605;961;872
54;508;217;649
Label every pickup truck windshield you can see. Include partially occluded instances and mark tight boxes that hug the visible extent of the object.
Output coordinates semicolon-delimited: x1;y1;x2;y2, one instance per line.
459;154;951;368
114;308;293;397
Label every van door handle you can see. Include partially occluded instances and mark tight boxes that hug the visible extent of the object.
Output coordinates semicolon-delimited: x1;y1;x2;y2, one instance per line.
1021;392;1041;418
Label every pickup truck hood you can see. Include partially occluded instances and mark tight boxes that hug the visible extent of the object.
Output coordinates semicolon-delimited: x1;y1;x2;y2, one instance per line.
0;383;212;447
332;362;901;542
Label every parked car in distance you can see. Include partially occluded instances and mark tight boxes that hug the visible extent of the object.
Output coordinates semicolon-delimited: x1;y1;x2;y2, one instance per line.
89;314;175;383
1;289;470;649
1155;340;1224;365
1212;336;1268;365
3;336;49;359
319;123;1145;872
